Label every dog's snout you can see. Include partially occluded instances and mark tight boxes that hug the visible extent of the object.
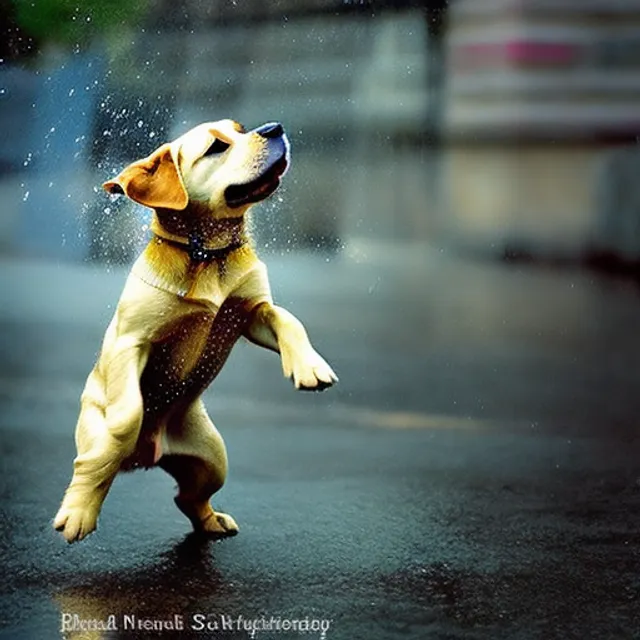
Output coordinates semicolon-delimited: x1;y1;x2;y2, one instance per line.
256;122;284;139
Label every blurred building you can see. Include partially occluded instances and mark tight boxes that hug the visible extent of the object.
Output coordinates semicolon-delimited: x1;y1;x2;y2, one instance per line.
442;0;640;261
1;1;445;262
106;0;444;257
4;0;639;265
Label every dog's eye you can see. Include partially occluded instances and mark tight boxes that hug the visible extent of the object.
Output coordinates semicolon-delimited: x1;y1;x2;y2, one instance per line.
203;138;230;156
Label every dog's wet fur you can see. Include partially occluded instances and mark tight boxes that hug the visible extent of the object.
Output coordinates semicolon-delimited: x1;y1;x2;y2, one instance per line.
54;120;337;543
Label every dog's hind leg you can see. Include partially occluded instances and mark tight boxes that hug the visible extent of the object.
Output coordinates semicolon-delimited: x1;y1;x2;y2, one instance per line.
159;399;238;538
54;343;149;543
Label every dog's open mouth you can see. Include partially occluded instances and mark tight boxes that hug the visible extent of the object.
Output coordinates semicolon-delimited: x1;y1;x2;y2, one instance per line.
224;154;289;208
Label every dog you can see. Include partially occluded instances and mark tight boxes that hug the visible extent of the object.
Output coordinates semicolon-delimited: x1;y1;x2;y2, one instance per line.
53;119;338;543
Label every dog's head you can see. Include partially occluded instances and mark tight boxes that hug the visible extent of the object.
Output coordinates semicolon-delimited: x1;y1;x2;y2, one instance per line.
103;119;290;218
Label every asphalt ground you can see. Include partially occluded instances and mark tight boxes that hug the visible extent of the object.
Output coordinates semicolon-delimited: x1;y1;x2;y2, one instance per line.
1;248;639;639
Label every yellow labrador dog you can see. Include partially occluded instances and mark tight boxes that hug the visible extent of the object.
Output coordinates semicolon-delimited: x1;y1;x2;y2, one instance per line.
53;120;337;543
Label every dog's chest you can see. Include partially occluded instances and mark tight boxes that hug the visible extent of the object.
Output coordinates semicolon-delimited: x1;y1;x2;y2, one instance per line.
140;298;249;411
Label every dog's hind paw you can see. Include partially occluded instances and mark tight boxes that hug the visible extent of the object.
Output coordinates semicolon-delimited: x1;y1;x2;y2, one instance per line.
199;511;239;539
53;506;98;544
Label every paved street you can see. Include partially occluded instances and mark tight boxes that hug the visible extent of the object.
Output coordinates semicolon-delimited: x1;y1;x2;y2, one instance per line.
1;248;639;639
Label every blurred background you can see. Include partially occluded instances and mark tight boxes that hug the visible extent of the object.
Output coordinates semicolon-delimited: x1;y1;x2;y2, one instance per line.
2;0;640;265
2;3;640;638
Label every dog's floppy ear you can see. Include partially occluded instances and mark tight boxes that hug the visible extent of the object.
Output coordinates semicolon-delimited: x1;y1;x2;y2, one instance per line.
103;144;188;210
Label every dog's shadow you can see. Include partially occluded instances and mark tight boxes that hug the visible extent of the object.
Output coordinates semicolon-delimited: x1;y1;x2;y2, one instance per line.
54;533;242;639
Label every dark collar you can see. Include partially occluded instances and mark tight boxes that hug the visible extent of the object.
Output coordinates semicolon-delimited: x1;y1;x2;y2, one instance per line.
154;232;246;263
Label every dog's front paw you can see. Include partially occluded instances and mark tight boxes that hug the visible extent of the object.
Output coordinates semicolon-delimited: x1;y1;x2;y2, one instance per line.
53;504;99;544
283;347;338;391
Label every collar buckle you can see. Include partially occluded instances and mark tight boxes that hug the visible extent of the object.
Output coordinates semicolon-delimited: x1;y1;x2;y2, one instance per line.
154;231;244;263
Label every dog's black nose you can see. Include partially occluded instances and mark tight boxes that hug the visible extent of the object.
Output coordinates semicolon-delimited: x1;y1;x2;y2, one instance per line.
256;122;284;139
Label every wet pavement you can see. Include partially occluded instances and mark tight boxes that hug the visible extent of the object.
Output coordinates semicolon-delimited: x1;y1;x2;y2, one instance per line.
1;248;640;639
